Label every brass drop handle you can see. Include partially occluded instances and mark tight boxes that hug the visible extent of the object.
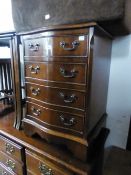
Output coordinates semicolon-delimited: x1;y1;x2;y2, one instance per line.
0;170;8;175
6;159;15;170
60;40;79;51
60;115;76;127
29;65;40;74
60;68;77;78
30;87;40;96
5;143;15;154
59;92;77;103
39;162;53;175
28;43;40;51
31;106;41;116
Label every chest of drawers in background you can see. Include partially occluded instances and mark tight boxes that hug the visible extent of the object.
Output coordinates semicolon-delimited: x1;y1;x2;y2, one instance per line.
21;23;112;161
0;135;25;175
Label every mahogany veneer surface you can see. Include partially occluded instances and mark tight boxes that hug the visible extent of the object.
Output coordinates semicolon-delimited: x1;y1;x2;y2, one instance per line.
0;112;90;175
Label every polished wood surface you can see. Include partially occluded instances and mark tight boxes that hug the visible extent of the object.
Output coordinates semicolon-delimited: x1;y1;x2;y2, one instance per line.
25;62;87;85
26;82;86;110
0;112;90;175
18;22;96;35
0;151;24;175
26;149;73;175
0;135;24;162
11;36;23;129
26;97;84;117
0;24;111;174
21;23;112;161
24;34;88;57
26;101;84;136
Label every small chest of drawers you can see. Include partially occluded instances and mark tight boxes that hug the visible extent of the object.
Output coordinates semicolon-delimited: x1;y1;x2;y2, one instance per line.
0;135;25;175
21;23;112;161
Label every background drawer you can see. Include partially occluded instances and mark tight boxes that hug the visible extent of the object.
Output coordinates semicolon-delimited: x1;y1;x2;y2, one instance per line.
26;149;73;175
24;35;88;57
0;151;24;175
26;83;86;110
25;62;87;85
26;101;84;135
0;135;24;162
0;163;15;175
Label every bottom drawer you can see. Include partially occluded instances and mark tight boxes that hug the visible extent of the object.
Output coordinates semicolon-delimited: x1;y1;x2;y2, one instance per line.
0;151;24;175
26;149;73;175
0;163;15;175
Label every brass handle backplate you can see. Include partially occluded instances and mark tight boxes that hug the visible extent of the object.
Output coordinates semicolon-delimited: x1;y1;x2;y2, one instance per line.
5;143;15;154
39;162;53;175
28;43;40;52
29;65;40;74
59;92;77;103
60;115;76;127
60;67;78;78
60;40;79;51
31;106;41;116
6;159;15;170
30;87;40;96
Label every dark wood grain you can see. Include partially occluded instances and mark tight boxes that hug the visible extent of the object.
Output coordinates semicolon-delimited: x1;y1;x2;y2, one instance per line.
0;151;24;175
10;35;22;129
25;62;87;85
26;101;84;136
26;149;73;175
21;23;112;161
0;112;90;175
24;33;88;58
0;135;24;162
26;82;86;110
85;26;112;135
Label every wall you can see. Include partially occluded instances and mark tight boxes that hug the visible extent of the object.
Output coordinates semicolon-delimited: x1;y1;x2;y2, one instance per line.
0;0;14;32
106;35;131;148
0;47;10;58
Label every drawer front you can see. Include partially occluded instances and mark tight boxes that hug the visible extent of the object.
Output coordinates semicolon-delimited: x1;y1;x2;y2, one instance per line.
24;35;88;57
27;170;34;175
0;135;23;162
26;83;86;110
0;151;23;175
0;163;15;175
25;62;87;85
26;149;73;175
26;101;84;134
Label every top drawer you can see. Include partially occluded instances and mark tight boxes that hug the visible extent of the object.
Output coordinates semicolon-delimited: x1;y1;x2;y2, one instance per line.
24;34;88;58
0;135;24;162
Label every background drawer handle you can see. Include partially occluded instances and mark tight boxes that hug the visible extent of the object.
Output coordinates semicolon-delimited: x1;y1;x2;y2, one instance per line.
29;65;40;74
60;40;79;51
31;106;41;116
39;162;53;175
0;168;8;175
60;67;77;78
5;143;15;154
6;159;15;170
59;92;77;103
30;87;40;96
28;43;40;52
60;115;76;127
